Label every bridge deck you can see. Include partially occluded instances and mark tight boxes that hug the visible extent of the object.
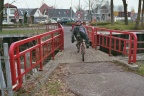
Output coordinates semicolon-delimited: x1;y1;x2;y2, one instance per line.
17;26;144;96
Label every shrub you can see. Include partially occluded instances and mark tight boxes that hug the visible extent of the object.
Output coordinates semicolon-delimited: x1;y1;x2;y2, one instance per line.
66;22;75;26
93;21;144;30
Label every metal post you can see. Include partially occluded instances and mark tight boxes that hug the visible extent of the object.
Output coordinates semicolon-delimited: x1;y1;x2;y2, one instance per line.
89;0;90;21
71;0;72;20
79;0;80;11
4;43;13;96
0;56;5;96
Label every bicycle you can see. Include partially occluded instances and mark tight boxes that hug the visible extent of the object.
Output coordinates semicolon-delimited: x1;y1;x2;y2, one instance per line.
76;32;85;61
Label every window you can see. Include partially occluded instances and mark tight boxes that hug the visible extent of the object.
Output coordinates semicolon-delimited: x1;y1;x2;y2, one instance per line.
10;9;15;14
59;12;61;14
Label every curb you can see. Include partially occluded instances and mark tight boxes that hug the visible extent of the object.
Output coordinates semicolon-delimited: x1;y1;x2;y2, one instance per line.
113;60;139;71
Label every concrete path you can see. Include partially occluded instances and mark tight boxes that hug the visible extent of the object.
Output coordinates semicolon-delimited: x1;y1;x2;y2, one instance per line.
31;26;144;96
51;26;144;96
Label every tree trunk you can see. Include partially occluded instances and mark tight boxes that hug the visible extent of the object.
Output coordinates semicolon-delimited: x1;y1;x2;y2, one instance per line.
0;0;4;32
111;0;114;25
141;0;144;26
135;0;142;29
122;0;128;25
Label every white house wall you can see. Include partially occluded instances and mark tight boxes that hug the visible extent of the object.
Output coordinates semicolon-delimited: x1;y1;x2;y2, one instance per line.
7;8;17;17
34;9;43;17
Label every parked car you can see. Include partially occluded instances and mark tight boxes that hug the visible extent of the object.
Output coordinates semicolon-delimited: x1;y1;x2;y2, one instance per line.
2;20;14;25
39;19;47;24
39;19;57;24
52;18;60;22
58;18;74;25
47;18;57;23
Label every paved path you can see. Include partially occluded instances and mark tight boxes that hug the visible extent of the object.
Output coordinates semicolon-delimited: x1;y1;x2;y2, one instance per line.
32;26;144;96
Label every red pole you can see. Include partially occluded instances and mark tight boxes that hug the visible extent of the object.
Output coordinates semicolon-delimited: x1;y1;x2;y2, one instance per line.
38;38;43;71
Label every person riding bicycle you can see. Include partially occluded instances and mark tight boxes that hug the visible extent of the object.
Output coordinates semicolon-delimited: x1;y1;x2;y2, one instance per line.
71;20;89;48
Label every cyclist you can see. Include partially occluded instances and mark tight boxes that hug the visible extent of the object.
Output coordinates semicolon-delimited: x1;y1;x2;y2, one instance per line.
71;20;89;48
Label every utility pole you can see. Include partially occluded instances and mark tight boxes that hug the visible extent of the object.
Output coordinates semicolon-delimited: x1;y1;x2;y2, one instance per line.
89;0;90;21
71;0;72;20
7;0;10;24
79;0;80;11
0;0;4;31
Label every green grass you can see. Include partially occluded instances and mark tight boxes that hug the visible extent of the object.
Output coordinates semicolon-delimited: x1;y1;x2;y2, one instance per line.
0;29;46;35
47;81;61;95
137;64;144;76
92;21;144;30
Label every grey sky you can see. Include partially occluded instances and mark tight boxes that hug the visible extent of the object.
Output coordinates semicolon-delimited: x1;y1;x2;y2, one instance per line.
5;0;138;12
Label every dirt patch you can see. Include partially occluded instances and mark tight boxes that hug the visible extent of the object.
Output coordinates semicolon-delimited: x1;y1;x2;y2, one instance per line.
34;61;134;96
34;63;75;96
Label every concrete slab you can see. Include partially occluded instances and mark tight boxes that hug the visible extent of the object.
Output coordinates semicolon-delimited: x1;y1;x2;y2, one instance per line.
63;62;144;96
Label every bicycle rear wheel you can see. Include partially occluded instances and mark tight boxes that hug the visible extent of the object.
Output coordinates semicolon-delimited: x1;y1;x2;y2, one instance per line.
76;42;80;52
81;45;85;61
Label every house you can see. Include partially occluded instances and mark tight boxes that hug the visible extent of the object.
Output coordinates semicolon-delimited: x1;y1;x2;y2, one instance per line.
18;8;33;23
115;12;132;21
39;3;53;16
79;5;110;22
17;3;53;24
3;3;17;23
92;5;110;21
47;8;75;20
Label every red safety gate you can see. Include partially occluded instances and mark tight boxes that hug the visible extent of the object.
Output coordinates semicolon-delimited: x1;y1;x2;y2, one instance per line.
9;23;64;90
85;26;137;64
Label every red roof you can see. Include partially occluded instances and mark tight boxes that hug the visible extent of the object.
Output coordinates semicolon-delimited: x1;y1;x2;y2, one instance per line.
39;3;53;14
4;3;17;8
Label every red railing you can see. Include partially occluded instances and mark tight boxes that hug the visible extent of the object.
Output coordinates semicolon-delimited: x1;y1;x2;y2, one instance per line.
9;23;64;90
46;23;59;31
85;26;95;48
85;26;137;64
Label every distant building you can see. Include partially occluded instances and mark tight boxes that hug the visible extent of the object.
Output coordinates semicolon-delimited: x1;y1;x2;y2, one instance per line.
48;8;75;19
18;8;33;23
3;3;17;22
3;3;75;24
115;12;132;21
18;3;54;23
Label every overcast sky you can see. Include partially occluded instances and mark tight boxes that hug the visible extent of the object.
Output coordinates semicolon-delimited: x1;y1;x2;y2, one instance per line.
5;0;138;12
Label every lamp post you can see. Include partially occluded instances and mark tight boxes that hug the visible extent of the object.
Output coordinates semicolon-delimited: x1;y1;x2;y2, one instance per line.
79;0;80;11
7;0;10;24
71;0;72;20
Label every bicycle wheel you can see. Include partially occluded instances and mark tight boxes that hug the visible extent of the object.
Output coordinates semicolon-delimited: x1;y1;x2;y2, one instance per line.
81;45;85;61
76;42;80;52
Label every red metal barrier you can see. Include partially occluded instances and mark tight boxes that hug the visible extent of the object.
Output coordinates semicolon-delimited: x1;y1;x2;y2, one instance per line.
85;26;95;48
46;23;59;31
9;23;64;90
85;26;137;64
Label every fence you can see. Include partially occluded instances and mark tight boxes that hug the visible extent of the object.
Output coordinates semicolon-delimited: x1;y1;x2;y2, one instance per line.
9;23;64;90
0;43;13;96
85;26;137;64
46;23;59;31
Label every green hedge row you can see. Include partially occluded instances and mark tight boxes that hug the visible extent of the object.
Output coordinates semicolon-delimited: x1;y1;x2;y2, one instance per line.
91;21;144;30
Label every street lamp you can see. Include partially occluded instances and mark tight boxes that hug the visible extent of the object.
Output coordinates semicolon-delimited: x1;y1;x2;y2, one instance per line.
71;0;72;20
79;0;80;11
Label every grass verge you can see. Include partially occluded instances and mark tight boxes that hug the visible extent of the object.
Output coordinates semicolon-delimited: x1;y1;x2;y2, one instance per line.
92;21;144;30
0;29;46;35
136;61;144;76
34;64;75;96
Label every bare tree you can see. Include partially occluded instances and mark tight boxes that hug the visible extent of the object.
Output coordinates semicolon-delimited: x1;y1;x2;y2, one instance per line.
116;5;124;11
85;0;108;12
141;0;144;26
122;0;128;25
74;4;86;12
111;0;114;25
84;0;108;21
0;0;4;31
135;0;142;29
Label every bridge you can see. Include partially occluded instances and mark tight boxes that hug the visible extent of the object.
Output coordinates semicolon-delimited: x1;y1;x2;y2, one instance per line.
3;23;144;95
